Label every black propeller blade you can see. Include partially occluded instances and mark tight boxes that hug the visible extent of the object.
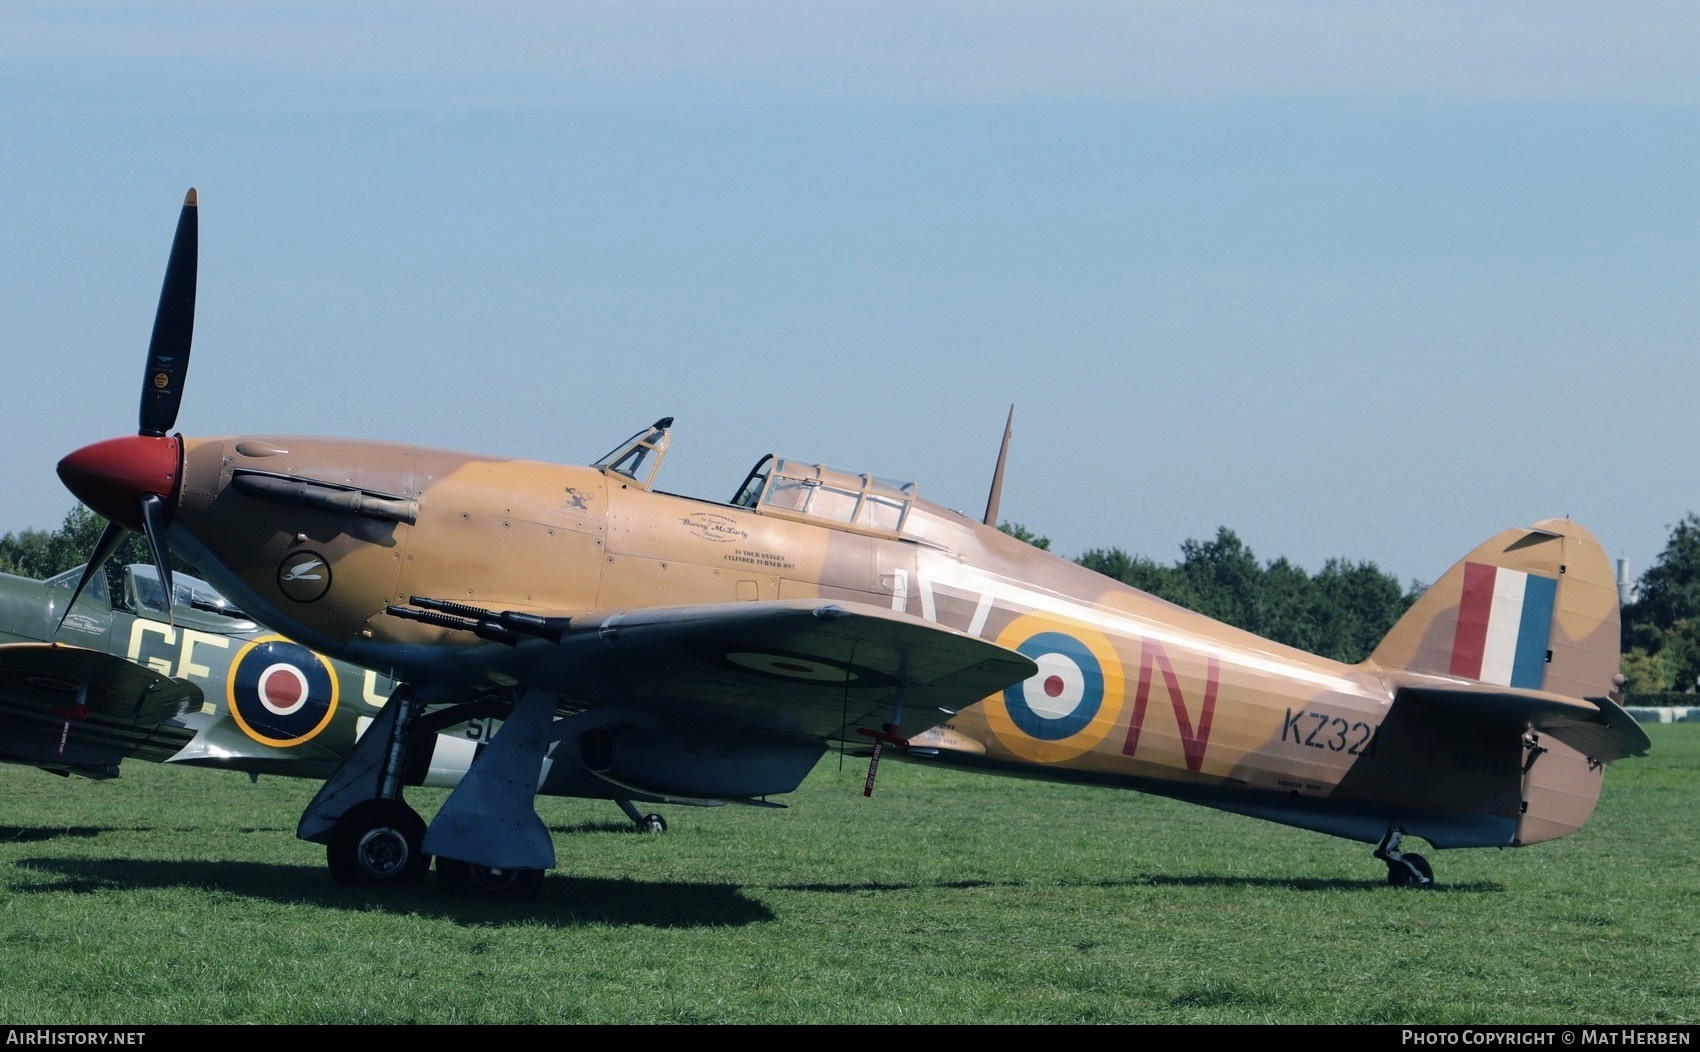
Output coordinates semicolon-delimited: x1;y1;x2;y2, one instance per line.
55;188;198;633
140;189;198;438
56;520;129;631
138;492;175;610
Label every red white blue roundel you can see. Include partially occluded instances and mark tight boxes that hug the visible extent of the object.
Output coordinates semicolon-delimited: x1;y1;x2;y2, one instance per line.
226;635;340;747
988;614;1125;763
1004;632;1103;740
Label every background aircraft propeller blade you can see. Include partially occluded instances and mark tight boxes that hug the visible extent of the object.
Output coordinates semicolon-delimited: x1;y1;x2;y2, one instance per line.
138;188;198;438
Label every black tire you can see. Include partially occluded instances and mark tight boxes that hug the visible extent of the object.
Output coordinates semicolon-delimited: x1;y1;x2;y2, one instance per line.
435;857;546;900
1387;853;1435;888
638;813;667;833
326;799;431;888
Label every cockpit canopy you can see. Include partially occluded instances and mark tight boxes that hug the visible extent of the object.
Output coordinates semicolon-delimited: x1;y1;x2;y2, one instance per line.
123;564;251;621
47;562;254;624
596;417;917;538
732;456;915;537
44;562;109;606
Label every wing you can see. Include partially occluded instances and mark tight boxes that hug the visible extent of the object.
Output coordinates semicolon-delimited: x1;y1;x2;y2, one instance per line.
1394;678;1651;764
516;598;1038;742
0;642;202;776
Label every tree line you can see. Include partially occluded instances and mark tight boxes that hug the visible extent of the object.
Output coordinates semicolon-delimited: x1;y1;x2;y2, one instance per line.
1618;512;1700;698
0;506;199;595
1001;522;1420;664
3;504;1695;697
1001;517;1698;696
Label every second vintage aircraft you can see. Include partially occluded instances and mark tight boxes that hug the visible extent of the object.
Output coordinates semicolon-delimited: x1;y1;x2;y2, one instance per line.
0;557;679;863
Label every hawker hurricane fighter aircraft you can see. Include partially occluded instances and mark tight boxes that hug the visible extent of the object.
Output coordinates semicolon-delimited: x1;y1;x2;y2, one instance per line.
54;189;1650;900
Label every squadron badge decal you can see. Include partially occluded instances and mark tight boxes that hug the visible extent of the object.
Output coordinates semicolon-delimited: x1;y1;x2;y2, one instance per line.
277;551;331;603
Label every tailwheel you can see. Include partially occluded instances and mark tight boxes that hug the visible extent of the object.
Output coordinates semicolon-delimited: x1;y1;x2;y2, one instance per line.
1374;827;1435;889
326;799;431;888
436;857;546;900
617;799;667;833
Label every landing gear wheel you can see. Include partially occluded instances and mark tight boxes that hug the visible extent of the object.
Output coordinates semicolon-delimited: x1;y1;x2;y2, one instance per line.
1386;853;1435;888
637;813;667;833
436;857;546;900
326;799;431;888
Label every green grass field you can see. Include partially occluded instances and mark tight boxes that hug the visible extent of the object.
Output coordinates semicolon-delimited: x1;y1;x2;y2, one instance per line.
0;724;1694;1025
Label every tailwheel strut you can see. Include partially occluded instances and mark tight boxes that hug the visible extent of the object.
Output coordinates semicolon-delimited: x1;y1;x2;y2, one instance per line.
1374;827;1434;888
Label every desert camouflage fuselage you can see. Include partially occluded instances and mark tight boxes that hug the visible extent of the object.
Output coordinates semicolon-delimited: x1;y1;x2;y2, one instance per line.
132;421;1641;858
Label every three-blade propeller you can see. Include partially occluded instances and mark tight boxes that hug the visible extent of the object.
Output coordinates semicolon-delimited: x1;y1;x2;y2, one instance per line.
54;189;199;630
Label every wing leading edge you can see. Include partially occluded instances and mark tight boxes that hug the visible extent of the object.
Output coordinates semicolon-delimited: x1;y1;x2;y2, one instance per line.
514;598;1038;743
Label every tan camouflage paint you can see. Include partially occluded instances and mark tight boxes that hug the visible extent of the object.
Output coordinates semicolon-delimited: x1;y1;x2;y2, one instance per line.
169;431;1641;854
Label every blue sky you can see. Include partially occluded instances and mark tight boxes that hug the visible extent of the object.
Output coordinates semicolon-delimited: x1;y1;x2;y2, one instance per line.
4;3;1696;591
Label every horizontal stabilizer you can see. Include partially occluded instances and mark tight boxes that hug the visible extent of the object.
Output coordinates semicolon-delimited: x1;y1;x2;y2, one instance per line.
1394;676;1651;764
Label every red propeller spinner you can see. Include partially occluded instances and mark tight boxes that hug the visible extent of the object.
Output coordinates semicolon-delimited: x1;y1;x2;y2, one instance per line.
57;434;182;534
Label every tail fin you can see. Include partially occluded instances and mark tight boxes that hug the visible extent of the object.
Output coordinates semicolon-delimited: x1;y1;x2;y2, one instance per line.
1371;518;1620;702
1371;519;1647;846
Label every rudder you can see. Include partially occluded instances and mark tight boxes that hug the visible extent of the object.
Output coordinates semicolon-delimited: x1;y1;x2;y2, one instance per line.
1369;518;1621;702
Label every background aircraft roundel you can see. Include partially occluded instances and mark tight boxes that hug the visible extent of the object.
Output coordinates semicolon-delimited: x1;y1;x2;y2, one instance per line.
225;635;340;746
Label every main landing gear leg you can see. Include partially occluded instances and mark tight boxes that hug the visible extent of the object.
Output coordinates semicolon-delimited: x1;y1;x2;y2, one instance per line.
426;685;557;900
1374;827;1434;888
298;683;431;888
